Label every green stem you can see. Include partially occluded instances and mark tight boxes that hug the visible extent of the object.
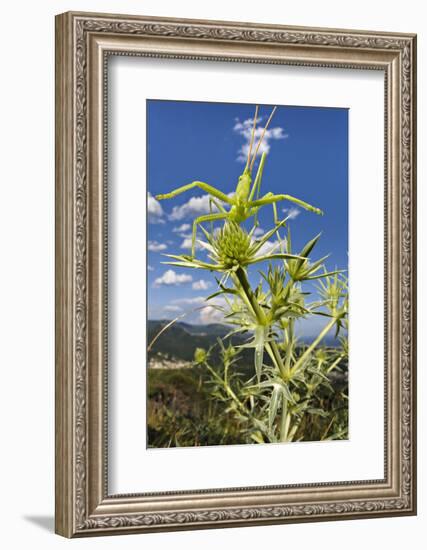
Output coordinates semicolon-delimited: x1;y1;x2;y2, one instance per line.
232;267;292;443
326;354;344;374
280;398;288;442
222;362;246;412
225;385;246;414
291;317;337;376
283;317;294;377
232;267;287;379
206;364;244;414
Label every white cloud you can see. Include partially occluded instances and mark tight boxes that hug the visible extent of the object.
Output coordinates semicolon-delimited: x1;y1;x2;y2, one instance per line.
169;194;221;221
148;241;167;252
192;279;211;291
170;295;226;324
172;223;190;233
253;237;286;256
173;296;205;306
282;207;301;220
180;236;203;251
147;192;165;224
153;269;192;287
199;305;224;325
233;116;287;163
253;226;265;237
148;265;154;271
163;305;182;313
257;240;278;256
169;192;233;221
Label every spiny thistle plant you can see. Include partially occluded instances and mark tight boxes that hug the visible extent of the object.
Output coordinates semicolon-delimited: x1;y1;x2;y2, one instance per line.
155;105;348;444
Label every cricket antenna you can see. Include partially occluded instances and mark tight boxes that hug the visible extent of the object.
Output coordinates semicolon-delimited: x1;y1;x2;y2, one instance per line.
249;106;277;172
245;105;259;171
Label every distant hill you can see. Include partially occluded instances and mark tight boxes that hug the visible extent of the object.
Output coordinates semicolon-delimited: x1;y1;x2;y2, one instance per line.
148;320;240;364
172;321;231;338
147;320;342;369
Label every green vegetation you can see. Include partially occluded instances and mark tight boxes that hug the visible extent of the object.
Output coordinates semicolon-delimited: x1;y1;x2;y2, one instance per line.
148;367;247;447
147;342;347;447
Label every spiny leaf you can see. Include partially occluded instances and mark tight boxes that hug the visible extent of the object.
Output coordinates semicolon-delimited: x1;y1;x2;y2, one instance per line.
250;433;265;444
280;381;295;404
306;269;345;281
299;232;322;258
250;219;287;254
254;334;265;383
268;384;281;430
246;253;305;266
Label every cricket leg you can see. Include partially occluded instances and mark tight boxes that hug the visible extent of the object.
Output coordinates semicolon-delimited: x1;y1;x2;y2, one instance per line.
249;194;323;216
250;192;281;225
210;197;227;213
272;201;280;226
191;213;228;257
156;181;234;205
271;202;287;253
209;197;226;233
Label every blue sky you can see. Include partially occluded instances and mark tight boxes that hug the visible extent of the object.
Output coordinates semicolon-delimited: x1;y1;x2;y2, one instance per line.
147;100;348;335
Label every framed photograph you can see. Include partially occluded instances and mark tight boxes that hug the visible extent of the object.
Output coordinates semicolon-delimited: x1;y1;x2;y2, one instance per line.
55;11;417;537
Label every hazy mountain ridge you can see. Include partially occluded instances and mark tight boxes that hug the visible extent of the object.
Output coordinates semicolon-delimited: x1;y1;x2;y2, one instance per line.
147;320;341;368
148;320;239;364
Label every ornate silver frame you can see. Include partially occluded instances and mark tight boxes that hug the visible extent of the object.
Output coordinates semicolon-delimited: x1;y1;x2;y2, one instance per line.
55;11;417;537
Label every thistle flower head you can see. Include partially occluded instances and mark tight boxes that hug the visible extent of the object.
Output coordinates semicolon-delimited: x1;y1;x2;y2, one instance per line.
285;228;344;283
163;220;306;273
193;347;208;365
317;273;348;315
317;273;348;337
213;222;252;268
315;348;329;364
